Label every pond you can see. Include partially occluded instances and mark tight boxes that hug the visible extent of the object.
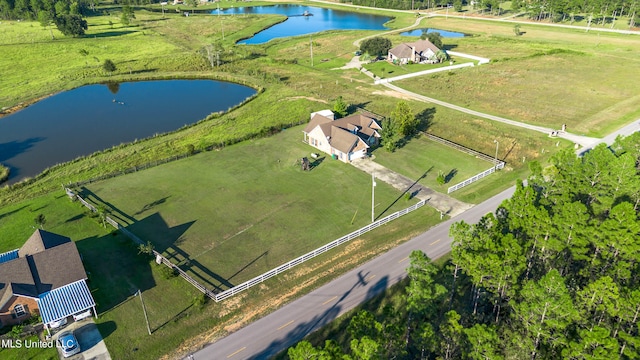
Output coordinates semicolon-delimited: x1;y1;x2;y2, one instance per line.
0;80;256;184
400;28;468;38
214;5;392;44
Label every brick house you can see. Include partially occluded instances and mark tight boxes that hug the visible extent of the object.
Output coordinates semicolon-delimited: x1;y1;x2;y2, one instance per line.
0;230;96;332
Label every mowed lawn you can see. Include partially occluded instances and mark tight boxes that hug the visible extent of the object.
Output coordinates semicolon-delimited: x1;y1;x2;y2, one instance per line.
394;17;640;137
372;135;495;195
84;124;418;291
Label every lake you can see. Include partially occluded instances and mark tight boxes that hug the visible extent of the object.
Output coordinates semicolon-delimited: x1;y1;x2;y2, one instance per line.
214;5;392;44
0;80;256;184
400;28;467;38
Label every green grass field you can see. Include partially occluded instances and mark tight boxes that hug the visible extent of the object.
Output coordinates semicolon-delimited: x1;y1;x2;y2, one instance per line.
372;135;495;193
394;17;640;137
0;171;442;359
82;124;423;289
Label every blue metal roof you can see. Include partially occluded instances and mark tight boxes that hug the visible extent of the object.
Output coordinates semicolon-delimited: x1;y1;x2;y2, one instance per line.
0;249;19;264
38;280;95;324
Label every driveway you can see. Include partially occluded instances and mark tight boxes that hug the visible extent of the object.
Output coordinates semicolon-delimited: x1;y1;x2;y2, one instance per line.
54;320;111;360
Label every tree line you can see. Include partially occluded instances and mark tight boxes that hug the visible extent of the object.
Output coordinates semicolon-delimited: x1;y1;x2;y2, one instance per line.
346;0;638;27
288;131;640;359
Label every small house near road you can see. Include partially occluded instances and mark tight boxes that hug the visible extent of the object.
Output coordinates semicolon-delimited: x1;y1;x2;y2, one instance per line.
303;111;381;163
388;39;441;65
0;230;96;333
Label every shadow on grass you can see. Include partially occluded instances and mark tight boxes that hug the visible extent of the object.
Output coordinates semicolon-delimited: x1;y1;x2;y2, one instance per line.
152;304;193;334
228;251;269;283
128;212;235;292
0;205;28;222
444;168;457;184
78;187;136;224
87;30;137;38
501;139;518;164
375;167;432;220
77;232;156;312
95;321;117;340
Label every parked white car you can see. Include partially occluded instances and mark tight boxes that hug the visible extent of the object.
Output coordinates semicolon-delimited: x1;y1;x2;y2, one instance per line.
73;309;92;321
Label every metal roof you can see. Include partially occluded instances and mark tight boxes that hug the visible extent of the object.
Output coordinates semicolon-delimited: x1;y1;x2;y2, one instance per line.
38;280;95;325
0;249;18;264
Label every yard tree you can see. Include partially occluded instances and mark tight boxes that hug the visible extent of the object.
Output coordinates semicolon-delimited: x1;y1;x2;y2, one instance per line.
121;5;135;26
34;213;46;229
332;96;349;118
184;0;198;9
379;117;399;152
54;14;87;37
359;37;392;58
421;31;443;49
103;59;117;75
391;100;418;137
38;10;54;39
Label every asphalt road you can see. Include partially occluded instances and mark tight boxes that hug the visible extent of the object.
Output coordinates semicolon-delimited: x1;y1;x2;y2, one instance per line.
190;186;516;360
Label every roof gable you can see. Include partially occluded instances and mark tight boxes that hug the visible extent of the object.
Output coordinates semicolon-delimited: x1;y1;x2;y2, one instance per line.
18;230;71;257
303;114;333;134
0;230;87;308
388;39;440;59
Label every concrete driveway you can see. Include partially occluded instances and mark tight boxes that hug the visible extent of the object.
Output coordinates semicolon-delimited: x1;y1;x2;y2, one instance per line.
54;320;111;360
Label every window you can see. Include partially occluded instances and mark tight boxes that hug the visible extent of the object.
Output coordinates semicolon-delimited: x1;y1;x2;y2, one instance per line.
14;304;26;317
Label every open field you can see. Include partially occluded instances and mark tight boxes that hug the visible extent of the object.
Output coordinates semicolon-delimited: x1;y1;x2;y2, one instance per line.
82;124;421;289
372;135;496;192
393;17;640;137
0;178;442;359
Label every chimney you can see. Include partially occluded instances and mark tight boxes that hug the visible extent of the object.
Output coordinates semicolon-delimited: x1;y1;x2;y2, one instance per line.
411;46;416;62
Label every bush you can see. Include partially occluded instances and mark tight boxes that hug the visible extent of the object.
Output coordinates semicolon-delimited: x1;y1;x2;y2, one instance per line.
436;171;445;185
0;164;9;183
159;265;178;279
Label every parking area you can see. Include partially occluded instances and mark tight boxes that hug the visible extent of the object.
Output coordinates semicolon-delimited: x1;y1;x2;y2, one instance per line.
53;319;111;360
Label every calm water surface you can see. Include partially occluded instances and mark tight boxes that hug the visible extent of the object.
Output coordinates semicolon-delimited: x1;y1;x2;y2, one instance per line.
214;5;392;44
0;80;256;183
400;28;468;38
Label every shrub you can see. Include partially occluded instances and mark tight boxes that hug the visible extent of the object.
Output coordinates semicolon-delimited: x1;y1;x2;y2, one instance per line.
436;171;445;185
0;164;9;183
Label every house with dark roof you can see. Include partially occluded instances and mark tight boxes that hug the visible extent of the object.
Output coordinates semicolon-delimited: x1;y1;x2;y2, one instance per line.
303;110;381;163
0;230;96;332
388;39;441;65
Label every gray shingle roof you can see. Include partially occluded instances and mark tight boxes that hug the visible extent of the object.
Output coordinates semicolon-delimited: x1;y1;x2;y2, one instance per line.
0;230;88;309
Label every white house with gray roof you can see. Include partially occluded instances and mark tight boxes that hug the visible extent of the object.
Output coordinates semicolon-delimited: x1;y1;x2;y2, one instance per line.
303;111;381;163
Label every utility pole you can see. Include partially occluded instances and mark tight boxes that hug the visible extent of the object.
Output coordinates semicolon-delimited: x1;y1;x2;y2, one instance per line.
371;173;376;222
310;34;314;67
493;139;499;170
138;289;152;335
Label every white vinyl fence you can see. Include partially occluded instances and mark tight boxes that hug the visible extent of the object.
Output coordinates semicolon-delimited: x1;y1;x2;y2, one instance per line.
215;199;427;301
66;186;426;302
447;162;505;194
